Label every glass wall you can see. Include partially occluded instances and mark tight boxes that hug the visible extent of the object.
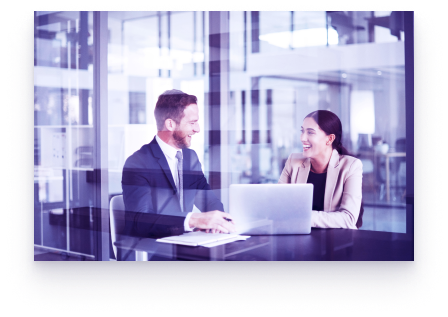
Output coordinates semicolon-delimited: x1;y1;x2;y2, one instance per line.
34;11;96;259
34;11;412;260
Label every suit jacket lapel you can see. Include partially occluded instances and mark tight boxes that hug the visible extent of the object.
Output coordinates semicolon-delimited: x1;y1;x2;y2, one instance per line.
149;137;177;194
297;157;311;183
324;149;341;211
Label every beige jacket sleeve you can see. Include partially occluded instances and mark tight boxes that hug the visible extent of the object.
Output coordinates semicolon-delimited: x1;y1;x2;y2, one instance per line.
311;160;362;229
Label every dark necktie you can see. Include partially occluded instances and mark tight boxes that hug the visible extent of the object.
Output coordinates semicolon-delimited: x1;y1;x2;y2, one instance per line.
175;151;183;212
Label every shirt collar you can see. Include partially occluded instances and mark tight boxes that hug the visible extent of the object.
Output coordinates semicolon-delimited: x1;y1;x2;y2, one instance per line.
155;134;180;159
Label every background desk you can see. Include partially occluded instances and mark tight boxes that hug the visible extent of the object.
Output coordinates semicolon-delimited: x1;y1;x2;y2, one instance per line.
115;228;413;261
358;150;407;203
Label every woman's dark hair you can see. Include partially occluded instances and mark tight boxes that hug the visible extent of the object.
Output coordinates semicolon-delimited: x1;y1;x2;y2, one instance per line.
154;92;197;131
305;110;352;156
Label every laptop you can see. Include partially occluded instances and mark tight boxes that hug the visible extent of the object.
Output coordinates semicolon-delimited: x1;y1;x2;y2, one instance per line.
229;184;313;235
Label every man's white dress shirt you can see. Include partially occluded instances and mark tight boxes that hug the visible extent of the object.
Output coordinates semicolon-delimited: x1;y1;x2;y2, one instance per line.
155;135;200;231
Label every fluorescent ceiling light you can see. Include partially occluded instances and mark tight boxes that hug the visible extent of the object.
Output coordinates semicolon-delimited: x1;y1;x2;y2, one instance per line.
350;90;375;143
259;28;339;49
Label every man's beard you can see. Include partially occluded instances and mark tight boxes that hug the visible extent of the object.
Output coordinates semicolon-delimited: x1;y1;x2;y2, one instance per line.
173;129;189;149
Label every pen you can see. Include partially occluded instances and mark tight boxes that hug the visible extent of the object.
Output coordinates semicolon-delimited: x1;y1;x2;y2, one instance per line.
224;217;232;222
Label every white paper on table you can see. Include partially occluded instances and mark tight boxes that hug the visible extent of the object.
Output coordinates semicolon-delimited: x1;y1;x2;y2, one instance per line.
156;232;249;246
201;235;250;248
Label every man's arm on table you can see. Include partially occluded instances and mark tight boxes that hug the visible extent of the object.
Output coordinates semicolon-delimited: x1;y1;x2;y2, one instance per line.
187;150;235;233
123;188;235;237
122;156;235;238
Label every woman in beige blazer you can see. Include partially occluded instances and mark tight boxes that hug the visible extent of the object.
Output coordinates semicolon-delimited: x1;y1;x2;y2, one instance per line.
278;110;363;229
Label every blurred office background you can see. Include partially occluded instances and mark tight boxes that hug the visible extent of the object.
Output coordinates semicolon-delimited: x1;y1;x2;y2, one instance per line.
34;11;411;260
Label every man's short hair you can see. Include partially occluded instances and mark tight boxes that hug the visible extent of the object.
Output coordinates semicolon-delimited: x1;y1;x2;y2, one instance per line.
154;89;197;131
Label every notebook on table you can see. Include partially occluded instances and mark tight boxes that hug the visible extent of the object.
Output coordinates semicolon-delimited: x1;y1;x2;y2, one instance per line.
229;184;313;235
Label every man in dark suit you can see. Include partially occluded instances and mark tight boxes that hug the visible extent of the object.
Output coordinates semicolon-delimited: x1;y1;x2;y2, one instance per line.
122;89;235;238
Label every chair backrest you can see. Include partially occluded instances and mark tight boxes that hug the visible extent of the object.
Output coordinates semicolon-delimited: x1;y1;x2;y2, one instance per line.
110;195;126;259
356;201;364;229
395;138;406;152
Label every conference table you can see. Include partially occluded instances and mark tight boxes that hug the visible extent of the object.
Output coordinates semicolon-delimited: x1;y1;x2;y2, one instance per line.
114;228;414;261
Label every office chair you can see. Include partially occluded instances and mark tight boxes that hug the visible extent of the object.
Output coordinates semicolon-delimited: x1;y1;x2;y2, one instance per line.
109;195;168;261
110;195;126;259
395;138;407;189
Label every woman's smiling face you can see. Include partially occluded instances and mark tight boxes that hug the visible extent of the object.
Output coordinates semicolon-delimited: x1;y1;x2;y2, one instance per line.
300;117;333;158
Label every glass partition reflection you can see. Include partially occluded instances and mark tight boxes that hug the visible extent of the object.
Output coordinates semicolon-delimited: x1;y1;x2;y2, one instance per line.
34;11;96;260
105;10;407;235
107;11;208;196
226;11;407;233
34;10;410;261
34;11;406;259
